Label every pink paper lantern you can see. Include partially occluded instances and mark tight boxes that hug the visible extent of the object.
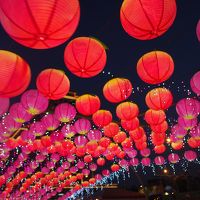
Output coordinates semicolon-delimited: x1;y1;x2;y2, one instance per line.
41;114;60;131
129;158;139;166
36;154;46;163
168;153;180;164
67;154;76;162
184;150;197;162
102;169;110;177
74;136;88;147
119;159;129;169
70;166;78;174
29;122;46;137
82;169;90;176
89;163;97;171
21;130;35;142
190;125;200;139
191;71;200;95
171;124;187;139
154;156;165;165
140;148;151;157
46;161;55;169
95;174;102;181
141;157;151;167
50;131;64;142
0;97;9;116
51;153;60;163
197;20;200;42
176;98;200;119
77;161;85;169
87;129;102;141
126;149;137;158
21;89;48;115
61;124;76;138
54;103;76;123
3;116;21;133
9;103;32;123
178;117;197;130
74;118;91;135
62;161;70;169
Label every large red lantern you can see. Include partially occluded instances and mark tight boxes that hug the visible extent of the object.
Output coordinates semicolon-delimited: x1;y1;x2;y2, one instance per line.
0;0;80;49
64;37;107;78
92;110;112;127
103;78;132;103
144;109;166;125
36;68;70;100
137;51;174;84
116;102;139;120
0;50;31;98
145;88;173;110
76;94;100;116
120;0;177;40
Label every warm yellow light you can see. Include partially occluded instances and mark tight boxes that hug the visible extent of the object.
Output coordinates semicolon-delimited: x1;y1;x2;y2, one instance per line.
166;138;171;143
163;169;168;174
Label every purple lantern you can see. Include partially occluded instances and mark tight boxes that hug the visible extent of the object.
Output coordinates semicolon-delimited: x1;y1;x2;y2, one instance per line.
41;114;60;131
190;125;200;140
74;135;88;147
3;116;21;133
140;148;151;157
130;158;139;166
74;118;91;135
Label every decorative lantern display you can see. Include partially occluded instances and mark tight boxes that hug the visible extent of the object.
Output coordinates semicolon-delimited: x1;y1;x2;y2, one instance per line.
21;90;48;115
64;37;107;78
76;94;100;116
36;69;70;100
0;0;80;49
120;0;177;40
137;51;174;84
0;50;31;98
103;78;132;103
190;71;200;95
116;102;139;120
145;88;173;110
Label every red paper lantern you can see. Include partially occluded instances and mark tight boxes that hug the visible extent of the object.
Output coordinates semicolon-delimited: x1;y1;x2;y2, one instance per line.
113;131;127;143
84;155;93;163
120;0;177;40
129;127;145;141
135;142;147;150
144;109;166;125
76;94;100;116
0;0;80;49
99;137;111;148
64;37;106;78
97;157;106;166
92;110;112;127
121;117;139;131
36;68;70;100
111;164;120;172
116;102;139;120
145;87;173;110
151;132;166;145
103;122;119;137
150;121;168;133
0;50;31;98
154;144;166;154
171;141;183;150
103;78;132;103
137;51;174;84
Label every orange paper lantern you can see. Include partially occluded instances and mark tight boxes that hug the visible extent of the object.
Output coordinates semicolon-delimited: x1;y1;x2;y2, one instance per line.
92;110;112;127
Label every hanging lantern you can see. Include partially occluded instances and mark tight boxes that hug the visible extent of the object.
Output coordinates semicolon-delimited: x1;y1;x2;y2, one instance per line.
61;124;76;138
74;118;91;135
0;98;9;116
151;132;165;146
146;88;173;110
87;129;102;141
154;156;165;166
99;137;111;148
29;122;46;137
141;157;151;167
121;117;139;131
92;109;112;127
116;101;139;120
184;150;197;162
120;0;177;40
154;144;166;154
144;109;166;125
36;68;70;100
76;94;100;116
0;0;80;49
197;20;200;42
64;37;106;78
130;158;139;166
41;114;60;131
3;116;21;133
103;122;119;137
137;51;174;84
0;50;31;98
21;89;48;115
178;117;197;130
54;103;76;122
111;164;120;172
171;141;183;150
150;121;168;133
188;137;200;148
103;78;132;103
190;71;200;96
140;148;151;157
129;127;145;141
168;153;180;164
190;125;200;140
113;131;127;143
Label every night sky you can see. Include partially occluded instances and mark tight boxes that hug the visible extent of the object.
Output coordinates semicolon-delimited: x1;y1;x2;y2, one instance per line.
0;0;200;189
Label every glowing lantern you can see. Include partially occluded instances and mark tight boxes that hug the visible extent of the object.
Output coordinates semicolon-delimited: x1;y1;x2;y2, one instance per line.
176;98;200;119
116;102;139;120
41;114;59;131
146;88;173;110
89;163;97;172
121;117;139;131
74;136;88;147
99;137;111;148
61;124;76;138
103;78;132;103
113;131;127;143
29;122;46;137
84;155;93;163
74;118;91;135
190;71;200;95
171;141;183;150
41;136;52;147
171;124;187;139
92;110;112;127
178;117;197;130
0;50;31;98
21;89;48;115
0;0;80;49
64;37;106;78
9;103;32;123
36;69;70;100
188;138;200;148
197;20;200;42
151;132;165;145
137;51;174;84
140;148;151;157
103;122;119;137
120;0;177;40
3;116;21;133
150;121;168;133
97;157;105;166
154;144;166;154
190;125;200;140
76;94;100;116
111;164;120;172
86;140;98;152
129;127;145;141
144;109;166;125
154;156;165;166
0;98;9;116
130;158;139;166
184;150;197;162
135;142;147;150
87;130;102;141
141;157;151;167
102;169;110;177
21;130;35;142
168;153;180;164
